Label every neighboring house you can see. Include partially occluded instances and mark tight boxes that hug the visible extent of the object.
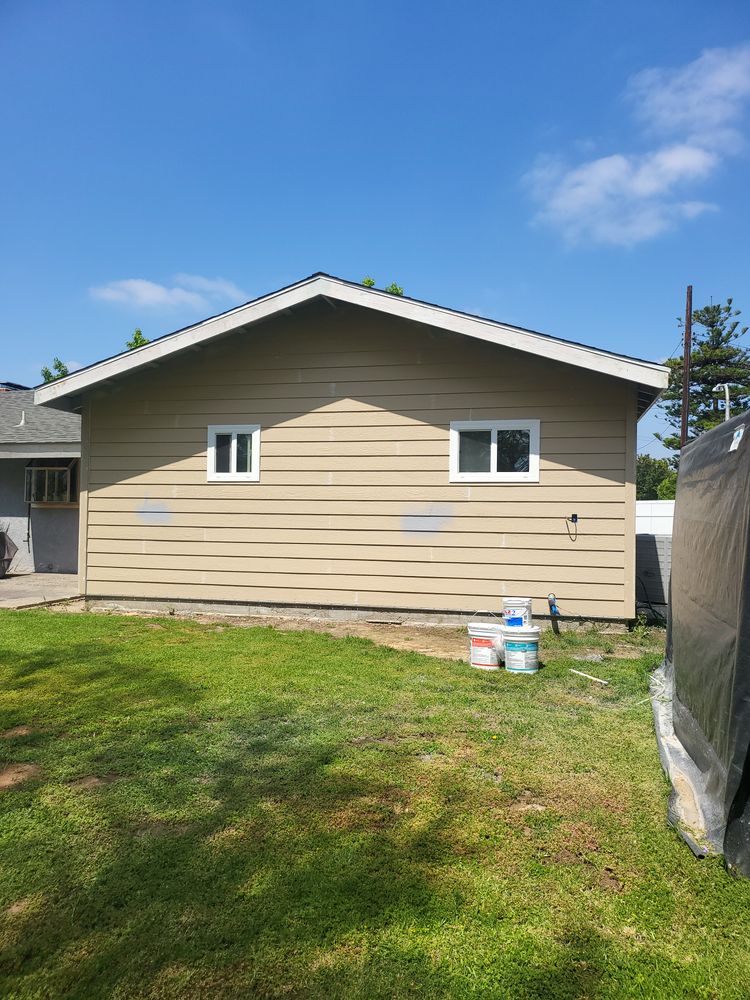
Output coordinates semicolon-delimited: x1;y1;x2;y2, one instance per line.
35;273;668;619
0;388;81;574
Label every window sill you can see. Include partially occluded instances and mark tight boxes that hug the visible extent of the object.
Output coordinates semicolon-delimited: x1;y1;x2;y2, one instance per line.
449;476;539;485
30;502;80;509
206;476;260;484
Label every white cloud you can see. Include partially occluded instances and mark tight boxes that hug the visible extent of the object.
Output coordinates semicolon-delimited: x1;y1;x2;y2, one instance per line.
173;274;248;302
525;44;750;246
526;145;718;246
626;42;750;146
89;274;247;310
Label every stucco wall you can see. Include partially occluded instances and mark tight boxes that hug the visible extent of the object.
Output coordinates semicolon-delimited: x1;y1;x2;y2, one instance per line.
0;458;79;573
0;459;33;572
81;302;637;618
30;506;79;573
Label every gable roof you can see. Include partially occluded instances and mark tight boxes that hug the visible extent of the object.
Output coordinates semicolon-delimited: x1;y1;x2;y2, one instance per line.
0;389;80;456
34;272;669;416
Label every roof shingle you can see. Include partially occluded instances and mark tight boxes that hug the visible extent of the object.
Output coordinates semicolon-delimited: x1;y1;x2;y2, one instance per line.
0;390;80;445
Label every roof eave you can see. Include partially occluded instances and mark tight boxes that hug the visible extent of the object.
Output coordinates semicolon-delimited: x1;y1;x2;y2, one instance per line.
34;274;669;406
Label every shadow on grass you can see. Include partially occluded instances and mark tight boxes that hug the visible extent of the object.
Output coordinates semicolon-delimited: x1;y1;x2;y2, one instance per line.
0;632;669;999
0;638;475;997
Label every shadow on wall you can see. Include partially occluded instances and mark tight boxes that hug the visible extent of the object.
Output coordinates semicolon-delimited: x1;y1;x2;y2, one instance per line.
636;533;672;607
30;507;79;573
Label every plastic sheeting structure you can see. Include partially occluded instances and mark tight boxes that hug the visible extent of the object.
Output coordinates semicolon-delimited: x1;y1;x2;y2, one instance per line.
653;409;750;876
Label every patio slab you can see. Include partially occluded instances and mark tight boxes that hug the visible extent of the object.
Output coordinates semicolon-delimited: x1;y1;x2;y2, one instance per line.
0;573;79;609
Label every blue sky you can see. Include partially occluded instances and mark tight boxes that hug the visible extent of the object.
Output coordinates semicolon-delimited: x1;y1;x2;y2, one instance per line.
1;1;749;456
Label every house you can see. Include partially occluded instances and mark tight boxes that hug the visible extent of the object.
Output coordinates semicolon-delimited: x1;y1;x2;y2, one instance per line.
0;388;81;574
34;273;668;620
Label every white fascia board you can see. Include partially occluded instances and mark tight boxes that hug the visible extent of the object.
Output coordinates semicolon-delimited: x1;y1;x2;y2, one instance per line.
34;274;668;406
316;279;669;390
34;275;324;407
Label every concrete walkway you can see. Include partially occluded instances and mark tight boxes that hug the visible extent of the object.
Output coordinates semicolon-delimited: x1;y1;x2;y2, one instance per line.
0;573;79;609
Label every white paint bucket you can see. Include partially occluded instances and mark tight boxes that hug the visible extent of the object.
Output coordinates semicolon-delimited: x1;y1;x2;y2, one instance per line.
467;622;505;670
504;625;541;674
503;596;533;628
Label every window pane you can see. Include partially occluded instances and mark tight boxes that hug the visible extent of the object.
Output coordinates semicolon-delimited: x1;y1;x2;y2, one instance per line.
49;470;67;503
497;429;530;473
236;433;252;474
32;469;46;502
458;429;491;473
69;462;79;501
215;434;231;474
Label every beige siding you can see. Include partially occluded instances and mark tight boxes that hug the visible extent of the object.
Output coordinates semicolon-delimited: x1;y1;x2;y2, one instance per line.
83;305;637;617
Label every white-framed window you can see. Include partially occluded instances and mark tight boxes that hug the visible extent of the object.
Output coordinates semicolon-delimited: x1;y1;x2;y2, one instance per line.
449;420;540;483
207;424;260;482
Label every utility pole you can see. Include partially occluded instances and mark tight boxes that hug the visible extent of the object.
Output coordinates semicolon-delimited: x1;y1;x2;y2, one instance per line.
680;284;693;447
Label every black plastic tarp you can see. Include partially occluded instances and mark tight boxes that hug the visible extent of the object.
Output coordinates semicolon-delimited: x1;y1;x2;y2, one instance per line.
667;408;750;876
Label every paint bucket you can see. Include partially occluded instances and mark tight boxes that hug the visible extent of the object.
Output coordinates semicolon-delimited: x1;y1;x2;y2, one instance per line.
503;596;533;628
503;625;541;673
467;622;505;670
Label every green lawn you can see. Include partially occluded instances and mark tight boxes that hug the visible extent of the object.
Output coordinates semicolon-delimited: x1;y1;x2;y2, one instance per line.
1;611;749;999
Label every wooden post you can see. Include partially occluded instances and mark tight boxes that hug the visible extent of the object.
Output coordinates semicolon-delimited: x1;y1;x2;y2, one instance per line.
680;285;693;447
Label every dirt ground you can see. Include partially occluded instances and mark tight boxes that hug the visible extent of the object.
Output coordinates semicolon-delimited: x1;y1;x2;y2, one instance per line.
34;599;641;662
42;599;471;659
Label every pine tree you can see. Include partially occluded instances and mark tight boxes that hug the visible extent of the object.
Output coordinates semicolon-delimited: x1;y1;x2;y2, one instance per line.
656;299;750;457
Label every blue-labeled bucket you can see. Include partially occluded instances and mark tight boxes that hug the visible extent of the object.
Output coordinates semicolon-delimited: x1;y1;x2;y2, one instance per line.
504;625;541;673
502;596;533;629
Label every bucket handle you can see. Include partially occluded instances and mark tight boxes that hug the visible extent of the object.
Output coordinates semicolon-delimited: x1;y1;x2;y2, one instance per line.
469;610;501;621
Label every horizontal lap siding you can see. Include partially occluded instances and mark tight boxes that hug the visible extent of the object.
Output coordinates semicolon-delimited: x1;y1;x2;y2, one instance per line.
84;306;635;616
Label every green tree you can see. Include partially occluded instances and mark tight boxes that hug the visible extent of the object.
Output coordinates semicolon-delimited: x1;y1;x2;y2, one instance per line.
656;471;677;500
126;328;149;350
657;298;750;456
40;357;69;383
361;277;405;295
636;454;671;500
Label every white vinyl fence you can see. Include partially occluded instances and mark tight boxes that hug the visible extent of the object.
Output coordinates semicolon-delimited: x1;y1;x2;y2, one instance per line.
636;500;675;536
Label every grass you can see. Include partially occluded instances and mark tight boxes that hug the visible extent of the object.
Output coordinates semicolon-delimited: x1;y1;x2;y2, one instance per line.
0;611;749;999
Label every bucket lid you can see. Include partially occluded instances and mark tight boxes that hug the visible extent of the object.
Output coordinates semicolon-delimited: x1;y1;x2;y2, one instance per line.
503;596;532;604
468;622;505;635
503;625;541;639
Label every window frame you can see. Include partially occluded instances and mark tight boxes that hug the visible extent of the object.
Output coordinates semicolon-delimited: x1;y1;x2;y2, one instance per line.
24;460;80;506
207;424;261;483
449;419;540;484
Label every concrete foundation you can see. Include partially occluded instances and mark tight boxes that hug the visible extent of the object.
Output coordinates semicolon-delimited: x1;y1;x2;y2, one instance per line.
85;594;628;629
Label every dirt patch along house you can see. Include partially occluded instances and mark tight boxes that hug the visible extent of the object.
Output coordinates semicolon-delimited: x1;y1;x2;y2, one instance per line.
34;273;668;620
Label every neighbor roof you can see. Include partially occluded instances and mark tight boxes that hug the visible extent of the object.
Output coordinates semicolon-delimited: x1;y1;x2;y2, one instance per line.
35;272;669;416
0;390;80;454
